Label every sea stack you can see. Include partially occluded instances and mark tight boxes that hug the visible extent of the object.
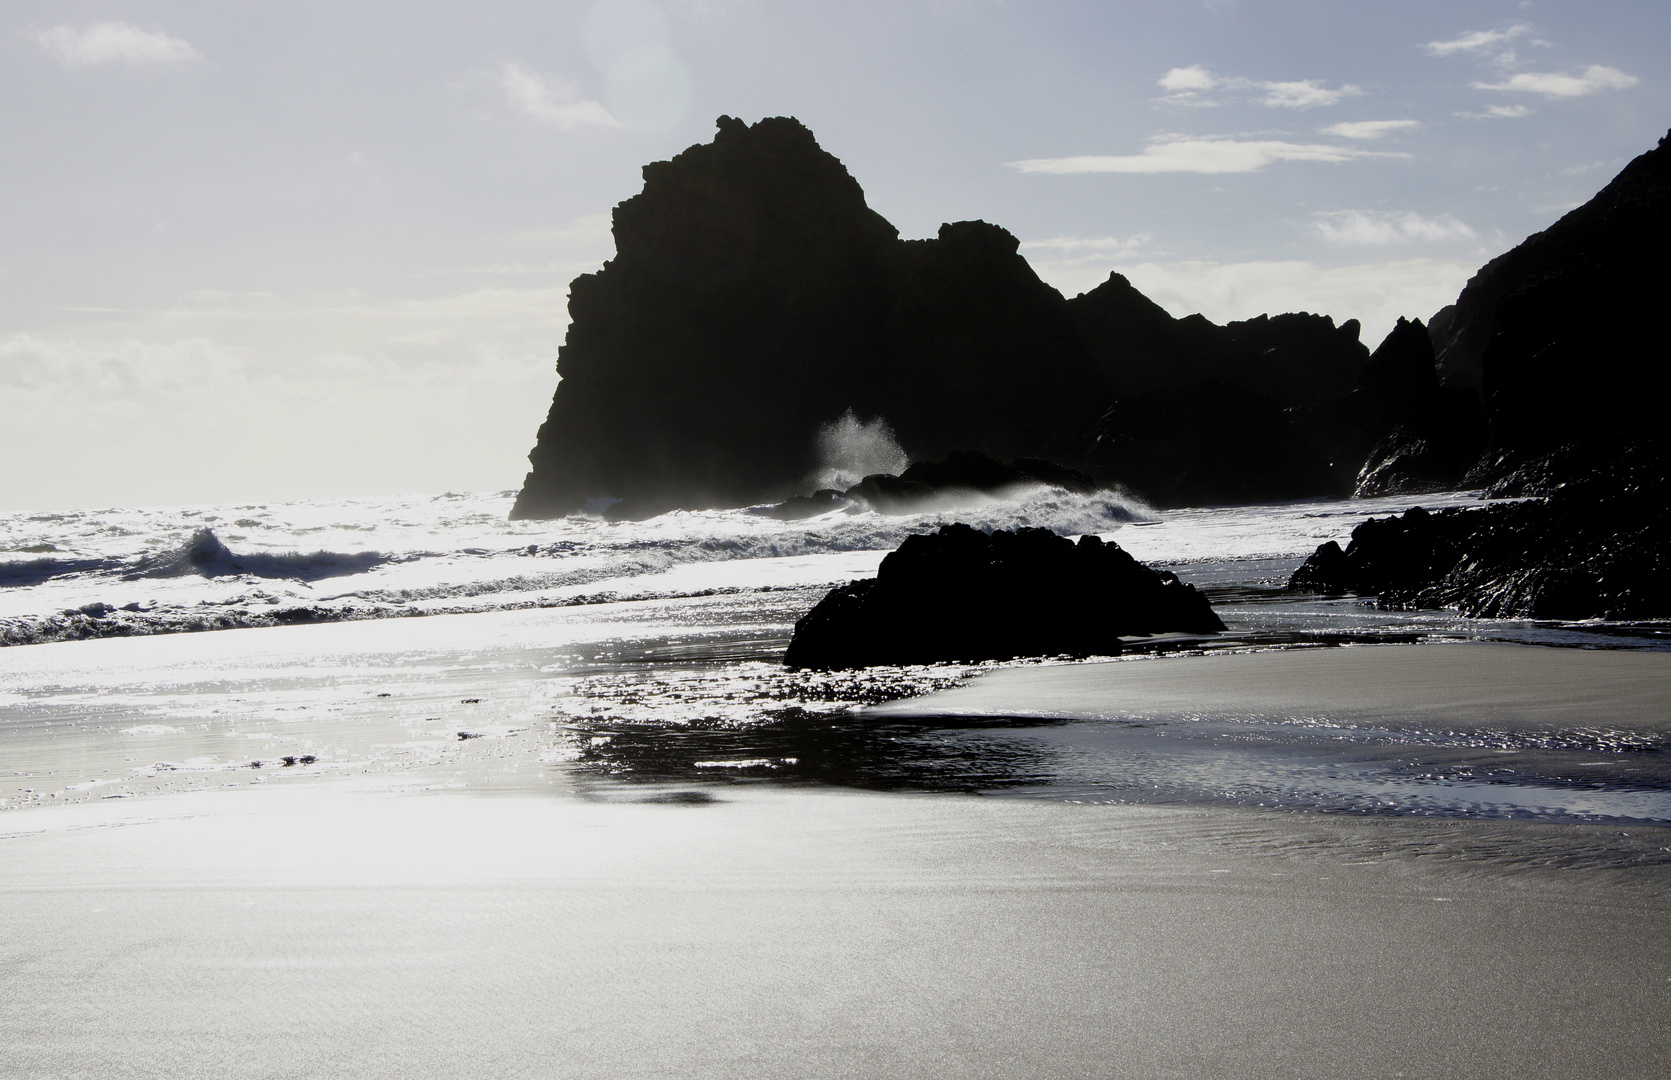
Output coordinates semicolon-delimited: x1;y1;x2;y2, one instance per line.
511;116;1104;520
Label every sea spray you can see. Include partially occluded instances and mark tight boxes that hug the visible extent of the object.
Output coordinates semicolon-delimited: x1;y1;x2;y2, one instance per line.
811;410;907;490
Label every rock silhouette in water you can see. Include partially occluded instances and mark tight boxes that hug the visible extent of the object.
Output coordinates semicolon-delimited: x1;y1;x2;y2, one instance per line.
784;524;1224;669
514;116;1670;517
512;116;1105;520
512;116;1390;519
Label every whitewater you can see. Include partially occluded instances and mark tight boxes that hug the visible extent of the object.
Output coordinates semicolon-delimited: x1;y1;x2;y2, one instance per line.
3;484;1668;823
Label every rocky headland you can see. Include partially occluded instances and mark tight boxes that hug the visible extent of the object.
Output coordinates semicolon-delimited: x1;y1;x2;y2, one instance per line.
513;114;1671;625
513;115;1411;519
1288;129;1671;618
784;524;1224;669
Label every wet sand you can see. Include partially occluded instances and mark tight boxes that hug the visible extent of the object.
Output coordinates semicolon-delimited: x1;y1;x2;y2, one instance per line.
874;640;1671;733
4;637;1670;1077
3;777;1668;1080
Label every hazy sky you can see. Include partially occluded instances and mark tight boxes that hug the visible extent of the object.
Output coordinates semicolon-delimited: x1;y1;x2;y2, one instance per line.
3;1;1666;510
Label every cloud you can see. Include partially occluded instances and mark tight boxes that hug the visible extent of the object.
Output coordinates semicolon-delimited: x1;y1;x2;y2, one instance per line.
34;22;200;66
1019;235;1151;256
1157;67;1363;109
1314;211;1478;246
1457;104;1534;120
499;62;619;130
0;335;243;396
1159;65;1216;92
1320;119;1421;140
1474;65;1638;98
1424;23;1533;57
1256;80;1363;109
1009;135;1405;175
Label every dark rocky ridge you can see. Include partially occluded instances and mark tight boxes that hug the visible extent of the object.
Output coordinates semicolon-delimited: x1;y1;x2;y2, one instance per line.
513;116;1105;520
514;116;1671;520
512;116;1382;519
1290;448;1668;620
784;524;1224;668
1422;129;1671;491
1289;129;1671;621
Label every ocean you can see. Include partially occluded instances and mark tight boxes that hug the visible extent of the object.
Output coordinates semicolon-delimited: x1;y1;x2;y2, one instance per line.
4;484;1667;824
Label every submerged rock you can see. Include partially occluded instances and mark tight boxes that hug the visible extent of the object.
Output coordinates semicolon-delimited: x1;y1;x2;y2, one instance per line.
785;524;1223;669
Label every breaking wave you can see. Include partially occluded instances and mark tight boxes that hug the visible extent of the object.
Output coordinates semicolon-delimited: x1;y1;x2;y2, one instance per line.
0;486;1152;648
126;527;394;581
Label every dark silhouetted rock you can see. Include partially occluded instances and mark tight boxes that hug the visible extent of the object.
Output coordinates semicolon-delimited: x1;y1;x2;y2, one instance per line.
512;116;1107;520
1424;127;1671;492
785;524;1224;668
1300;317;1484;498
898;450;1096;496
1069;274;1368;409
1289;450;1670;619
1086;382;1342;507
513;116;1410;520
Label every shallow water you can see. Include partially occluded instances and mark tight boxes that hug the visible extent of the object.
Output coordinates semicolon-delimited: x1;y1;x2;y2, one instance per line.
2;487;1667;827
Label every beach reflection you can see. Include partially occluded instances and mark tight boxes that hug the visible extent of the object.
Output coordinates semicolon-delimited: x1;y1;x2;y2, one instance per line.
566;705;1671;824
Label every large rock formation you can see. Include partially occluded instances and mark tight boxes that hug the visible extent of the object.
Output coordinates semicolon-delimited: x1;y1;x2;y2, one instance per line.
512;116;1106;519
1421;128;1671;489
784;524;1224;668
513;116;1383;519
514;116;1670;518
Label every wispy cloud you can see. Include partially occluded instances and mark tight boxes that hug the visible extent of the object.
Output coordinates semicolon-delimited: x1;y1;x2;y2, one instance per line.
1256;81;1362;109
499;62;619;130
1010;135;1404;175
1320;120;1421;140
1457;103;1534;120
1314;210;1477;246
1019;235;1150;256
1157;66;1363;109
34;22;200;66
1474;65;1638;98
1424;23;1533;58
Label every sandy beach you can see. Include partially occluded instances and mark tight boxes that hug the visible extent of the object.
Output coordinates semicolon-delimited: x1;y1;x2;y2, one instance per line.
4;631;1670;1079
2;780;1667;1079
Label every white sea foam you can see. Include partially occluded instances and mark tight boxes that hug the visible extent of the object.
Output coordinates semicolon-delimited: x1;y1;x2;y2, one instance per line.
0;485;1484;647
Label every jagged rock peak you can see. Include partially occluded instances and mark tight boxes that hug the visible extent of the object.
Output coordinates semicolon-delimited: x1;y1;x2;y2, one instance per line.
612;115;899;285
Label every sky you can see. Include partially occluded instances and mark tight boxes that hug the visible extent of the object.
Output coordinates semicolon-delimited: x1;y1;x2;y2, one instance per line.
2;1;1667;510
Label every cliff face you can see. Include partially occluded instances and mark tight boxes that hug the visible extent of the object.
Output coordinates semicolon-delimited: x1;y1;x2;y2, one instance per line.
512;116;1106;519
514;116;903;518
513;116;1466;518
1428;131;1670;428
1400;127;1671;495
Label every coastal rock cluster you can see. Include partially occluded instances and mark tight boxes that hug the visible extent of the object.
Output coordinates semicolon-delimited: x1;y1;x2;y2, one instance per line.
510;114;1671;626
1290;449;1669;620
784;524;1224;669
512;115;1410;519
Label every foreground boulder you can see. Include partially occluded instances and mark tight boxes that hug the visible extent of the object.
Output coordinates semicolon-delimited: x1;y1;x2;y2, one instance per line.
785;524;1224;668
1289;450;1669;619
